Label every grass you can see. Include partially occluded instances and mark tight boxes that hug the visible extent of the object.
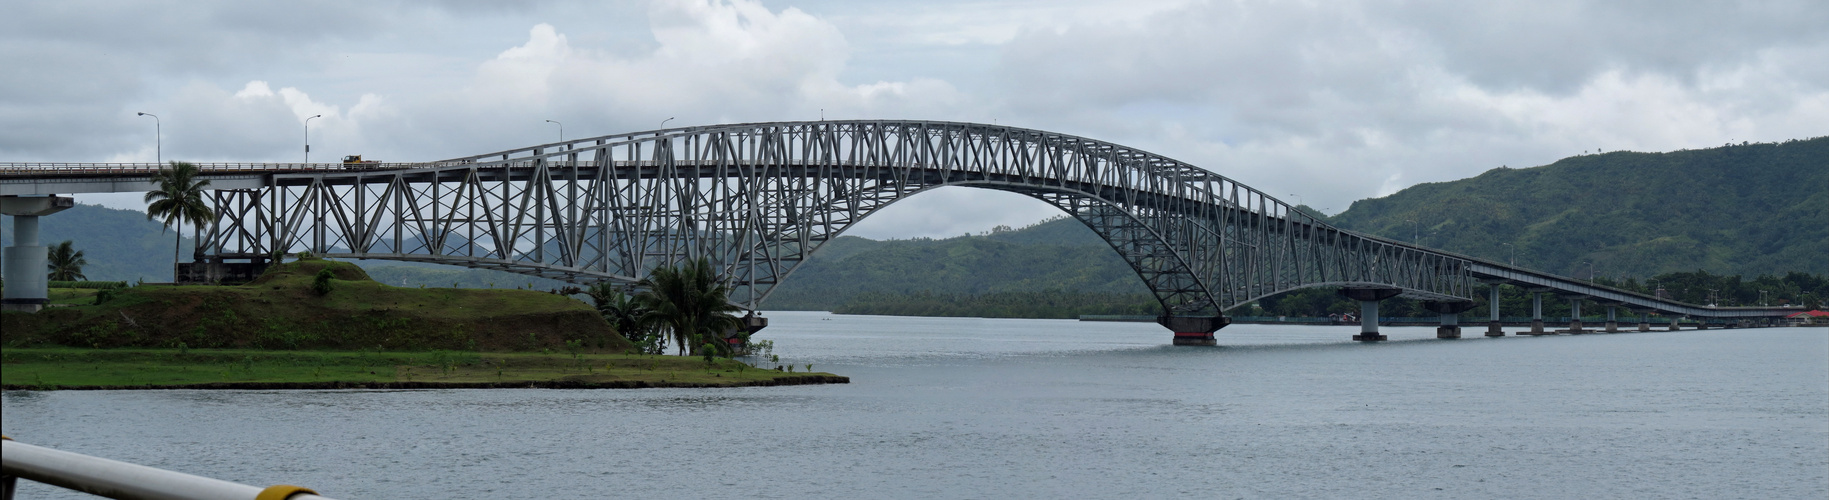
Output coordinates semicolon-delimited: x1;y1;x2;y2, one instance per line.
1;348;844;389
47;288;100;305
5;258;629;352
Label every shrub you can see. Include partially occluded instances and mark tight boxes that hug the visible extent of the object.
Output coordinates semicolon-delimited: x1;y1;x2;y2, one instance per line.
312;269;335;296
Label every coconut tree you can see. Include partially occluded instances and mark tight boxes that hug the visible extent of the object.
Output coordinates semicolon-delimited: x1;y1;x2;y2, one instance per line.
144;161;214;281
46;240;87;281
633;257;744;356
588;282;660;353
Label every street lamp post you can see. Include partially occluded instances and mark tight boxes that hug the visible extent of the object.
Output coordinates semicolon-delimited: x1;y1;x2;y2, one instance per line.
1586;261;1596;284
545;119;563;143
1404;219;1419;245
136;112;160;164
304;114;322;164
1501;243;1515;266
660;117;675;130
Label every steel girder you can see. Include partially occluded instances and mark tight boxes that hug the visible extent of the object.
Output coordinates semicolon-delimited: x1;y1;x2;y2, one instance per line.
196;120;1475;313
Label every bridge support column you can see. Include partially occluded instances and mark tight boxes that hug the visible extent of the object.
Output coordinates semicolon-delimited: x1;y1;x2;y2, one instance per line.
1423;301;1477;339
1669;317;1681;331
1637;312;1651;332
1340;288;1401;342
1484;282;1505;337
1158;316;1230;346
1696;319;1709;330
1604;306;1619;333
1564;298;1587;334
1524;290;1550;335
2;196;73;313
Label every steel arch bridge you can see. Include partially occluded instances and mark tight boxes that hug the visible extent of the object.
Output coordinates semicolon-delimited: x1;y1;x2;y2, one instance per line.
189;120;1474;316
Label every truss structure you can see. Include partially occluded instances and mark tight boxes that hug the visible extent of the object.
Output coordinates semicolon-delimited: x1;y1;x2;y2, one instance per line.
199;120;1475;314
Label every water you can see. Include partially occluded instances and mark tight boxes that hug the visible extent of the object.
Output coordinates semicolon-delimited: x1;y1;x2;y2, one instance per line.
5;312;1826;499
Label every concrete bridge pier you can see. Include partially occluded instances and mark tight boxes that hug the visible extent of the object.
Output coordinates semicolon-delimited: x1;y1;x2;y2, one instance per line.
1424;301;1478;339
1604;306;1619;333
1632;308;1653;332
2;195;74;313
1524;289;1551;335
1340;287;1402;341
1697;319;1709;330
1669;317;1681;331
1159;315;1230;346
1563;296;1588;334
1482;281;1506;337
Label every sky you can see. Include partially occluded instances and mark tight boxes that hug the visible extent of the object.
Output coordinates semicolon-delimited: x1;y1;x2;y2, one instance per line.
4;0;1825;240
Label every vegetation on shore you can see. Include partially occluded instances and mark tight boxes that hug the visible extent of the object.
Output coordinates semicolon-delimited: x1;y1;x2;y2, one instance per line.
0;348;844;390
2;257;630;353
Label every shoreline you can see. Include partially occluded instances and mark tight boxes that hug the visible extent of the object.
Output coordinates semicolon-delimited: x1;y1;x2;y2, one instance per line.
1;374;849;391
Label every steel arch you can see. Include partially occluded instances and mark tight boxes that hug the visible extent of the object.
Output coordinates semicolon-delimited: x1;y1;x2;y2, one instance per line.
198;120;1474;313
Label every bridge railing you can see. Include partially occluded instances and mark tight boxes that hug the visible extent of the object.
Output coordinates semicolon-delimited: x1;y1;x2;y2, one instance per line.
1;438;336;500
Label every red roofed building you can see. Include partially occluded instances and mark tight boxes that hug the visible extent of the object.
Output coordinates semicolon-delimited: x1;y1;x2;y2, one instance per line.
1785;310;1829;325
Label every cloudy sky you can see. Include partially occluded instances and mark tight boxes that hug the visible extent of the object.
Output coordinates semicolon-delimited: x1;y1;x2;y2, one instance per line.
5;0;1825;239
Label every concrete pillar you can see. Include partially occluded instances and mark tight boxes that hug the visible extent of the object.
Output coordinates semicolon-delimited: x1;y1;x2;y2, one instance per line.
1485;284;1505;337
1566;298;1586;334
3;196;74;313
1424;300;1477;339
1339;287;1400;342
2;215;48;312
1669;317;1680;331
1637;312;1651;332
1697;319;1709;330
1159;315;1230;346
1437;313;1460;339
1605;306;1619;333
1527;291;1548;335
1355;299;1386;342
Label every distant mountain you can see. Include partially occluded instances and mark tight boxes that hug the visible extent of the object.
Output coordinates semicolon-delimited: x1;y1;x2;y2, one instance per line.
1;203;197;283
762;221;1147;310
1328;137;1828;278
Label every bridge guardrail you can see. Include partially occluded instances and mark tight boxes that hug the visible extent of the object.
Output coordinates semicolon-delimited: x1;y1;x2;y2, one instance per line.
1;438;335;500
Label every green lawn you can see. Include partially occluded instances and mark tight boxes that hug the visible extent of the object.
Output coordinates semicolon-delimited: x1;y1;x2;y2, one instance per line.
2;348;843;389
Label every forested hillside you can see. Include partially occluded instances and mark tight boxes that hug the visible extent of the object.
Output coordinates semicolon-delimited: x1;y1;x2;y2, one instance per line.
1329;137;1828;278
1;204;196;283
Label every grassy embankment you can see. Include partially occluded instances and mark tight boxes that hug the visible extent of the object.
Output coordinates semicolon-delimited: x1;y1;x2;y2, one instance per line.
1;348;841;390
1;258;844;389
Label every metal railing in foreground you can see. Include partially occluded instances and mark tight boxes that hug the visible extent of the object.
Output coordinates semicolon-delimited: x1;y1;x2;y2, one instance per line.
1;438;335;500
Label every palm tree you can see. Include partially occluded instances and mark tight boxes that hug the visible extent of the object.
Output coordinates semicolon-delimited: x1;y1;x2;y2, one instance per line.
633;257;744;356
588;282;657;352
46;240;87;281
144;161;214;281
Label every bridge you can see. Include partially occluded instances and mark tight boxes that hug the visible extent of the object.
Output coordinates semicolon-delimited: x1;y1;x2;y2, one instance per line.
1;120;1797;343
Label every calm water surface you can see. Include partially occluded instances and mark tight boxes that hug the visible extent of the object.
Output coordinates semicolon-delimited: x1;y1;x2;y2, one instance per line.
5;312;1826;499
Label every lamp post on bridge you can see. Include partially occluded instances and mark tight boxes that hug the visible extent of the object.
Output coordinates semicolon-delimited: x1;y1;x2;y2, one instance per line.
136;112;160;164
660;117;675;130
304;114;322;164
545;119;563;143
1501;243;1515;266
1404;219;1418;245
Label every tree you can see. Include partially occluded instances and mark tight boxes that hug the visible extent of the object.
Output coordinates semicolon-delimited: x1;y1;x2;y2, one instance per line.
144;161;214;281
46;240;87;281
633;257;744;356
588;282;662;354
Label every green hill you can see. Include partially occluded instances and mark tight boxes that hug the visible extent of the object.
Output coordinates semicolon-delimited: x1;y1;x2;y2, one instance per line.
1;203;198;283
1327;137;1828;278
2;258;629;352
